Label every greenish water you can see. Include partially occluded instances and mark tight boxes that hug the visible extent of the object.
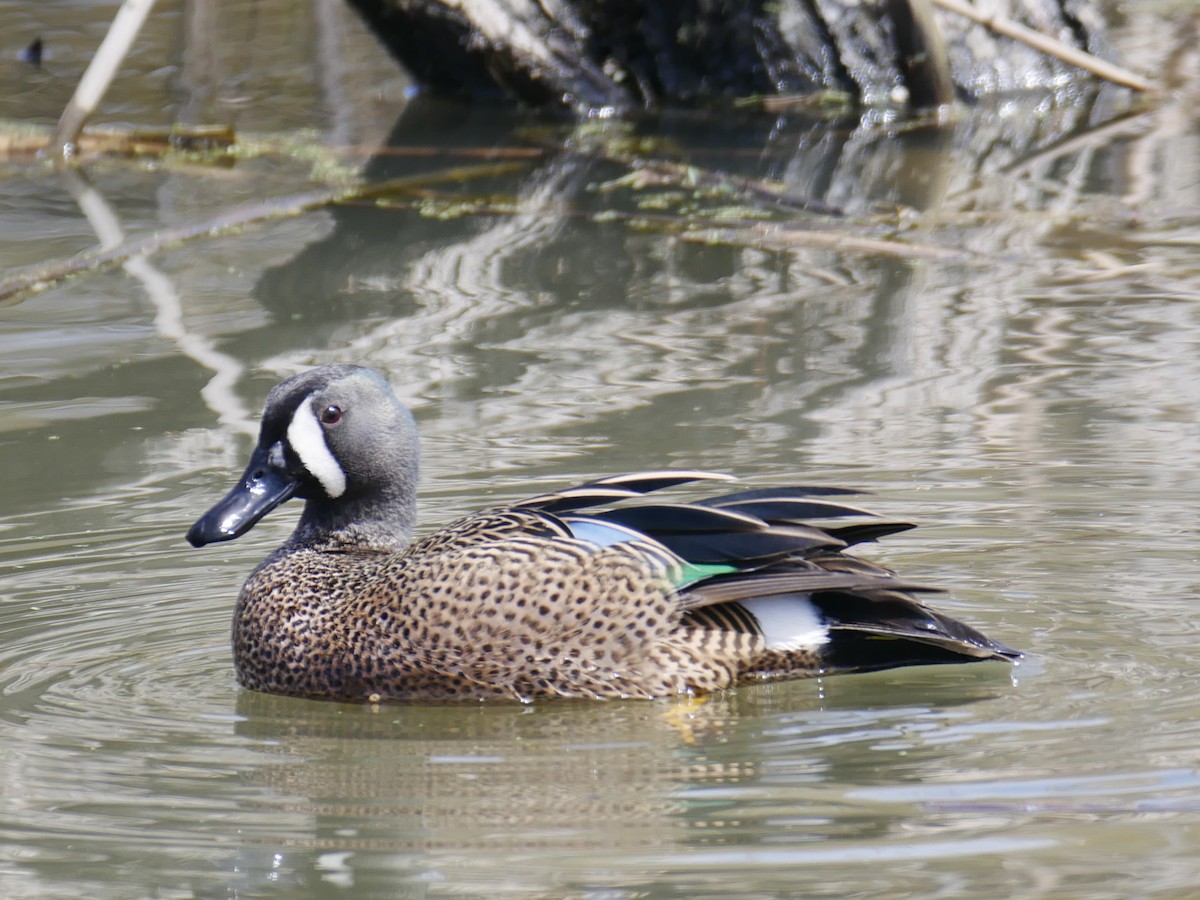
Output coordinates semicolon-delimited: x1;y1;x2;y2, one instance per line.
3;1;1200;897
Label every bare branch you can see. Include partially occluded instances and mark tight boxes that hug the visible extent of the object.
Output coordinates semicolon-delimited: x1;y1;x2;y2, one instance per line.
930;0;1161;93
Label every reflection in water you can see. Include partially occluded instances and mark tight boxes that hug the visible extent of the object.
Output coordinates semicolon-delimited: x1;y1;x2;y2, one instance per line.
62;169;254;435
224;682;1028;896
233;92;1200;509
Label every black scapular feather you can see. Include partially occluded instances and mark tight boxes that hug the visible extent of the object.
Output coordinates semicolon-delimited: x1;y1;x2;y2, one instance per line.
681;571;942;609
641;527;843;564
514;471;731;513
699;486;865;502
704;497;880;521
810;590;1022;666
822;521;917;547
599;502;767;535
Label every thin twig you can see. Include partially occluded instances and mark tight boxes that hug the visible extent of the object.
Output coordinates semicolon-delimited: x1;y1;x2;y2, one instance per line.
930;0;1160;93
49;0;159;158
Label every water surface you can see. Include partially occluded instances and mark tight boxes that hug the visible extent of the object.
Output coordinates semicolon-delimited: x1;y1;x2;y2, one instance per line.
2;1;1200;897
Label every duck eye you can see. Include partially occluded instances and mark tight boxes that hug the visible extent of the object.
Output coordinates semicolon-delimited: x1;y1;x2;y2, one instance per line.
319;405;343;426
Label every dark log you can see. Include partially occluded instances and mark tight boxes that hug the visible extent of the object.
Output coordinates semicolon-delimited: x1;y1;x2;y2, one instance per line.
342;0;1116;113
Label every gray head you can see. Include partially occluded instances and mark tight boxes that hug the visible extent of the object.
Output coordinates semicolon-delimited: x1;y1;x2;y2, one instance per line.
187;365;420;550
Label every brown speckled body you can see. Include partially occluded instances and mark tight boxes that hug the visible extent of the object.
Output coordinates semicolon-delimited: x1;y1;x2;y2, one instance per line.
233;511;764;701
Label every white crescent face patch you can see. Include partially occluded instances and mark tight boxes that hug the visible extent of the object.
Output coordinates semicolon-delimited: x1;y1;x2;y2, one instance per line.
287;398;347;499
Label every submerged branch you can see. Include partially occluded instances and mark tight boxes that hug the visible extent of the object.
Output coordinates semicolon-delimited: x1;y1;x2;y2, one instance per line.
0;161;529;306
602;159;847;217
680;223;972;262
346;193;969;262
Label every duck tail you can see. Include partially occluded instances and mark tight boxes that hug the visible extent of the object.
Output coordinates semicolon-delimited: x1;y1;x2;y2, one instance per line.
808;588;1022;675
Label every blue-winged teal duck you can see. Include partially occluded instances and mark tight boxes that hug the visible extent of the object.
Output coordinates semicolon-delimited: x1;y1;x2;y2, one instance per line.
187;365;1019;702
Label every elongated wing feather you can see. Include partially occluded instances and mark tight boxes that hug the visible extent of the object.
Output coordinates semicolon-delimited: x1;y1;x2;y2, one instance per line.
580;471;736;492
822;522;916;546
494;472;1020;675
810;590;1023;664
511;486;650;514
704;497;881;520
699;486;865;504
641;529;843;565
598;502;768;534
681;570;942;609
513;471;733;513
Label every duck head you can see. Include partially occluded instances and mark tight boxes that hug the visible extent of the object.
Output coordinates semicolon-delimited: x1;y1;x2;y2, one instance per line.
187;365;420;550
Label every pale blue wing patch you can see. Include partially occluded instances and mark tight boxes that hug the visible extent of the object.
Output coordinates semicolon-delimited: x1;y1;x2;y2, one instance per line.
561;516;651;548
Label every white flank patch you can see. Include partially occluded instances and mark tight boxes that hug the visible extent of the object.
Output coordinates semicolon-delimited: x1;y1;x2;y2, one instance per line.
739;596;828;651
287;399;347;498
